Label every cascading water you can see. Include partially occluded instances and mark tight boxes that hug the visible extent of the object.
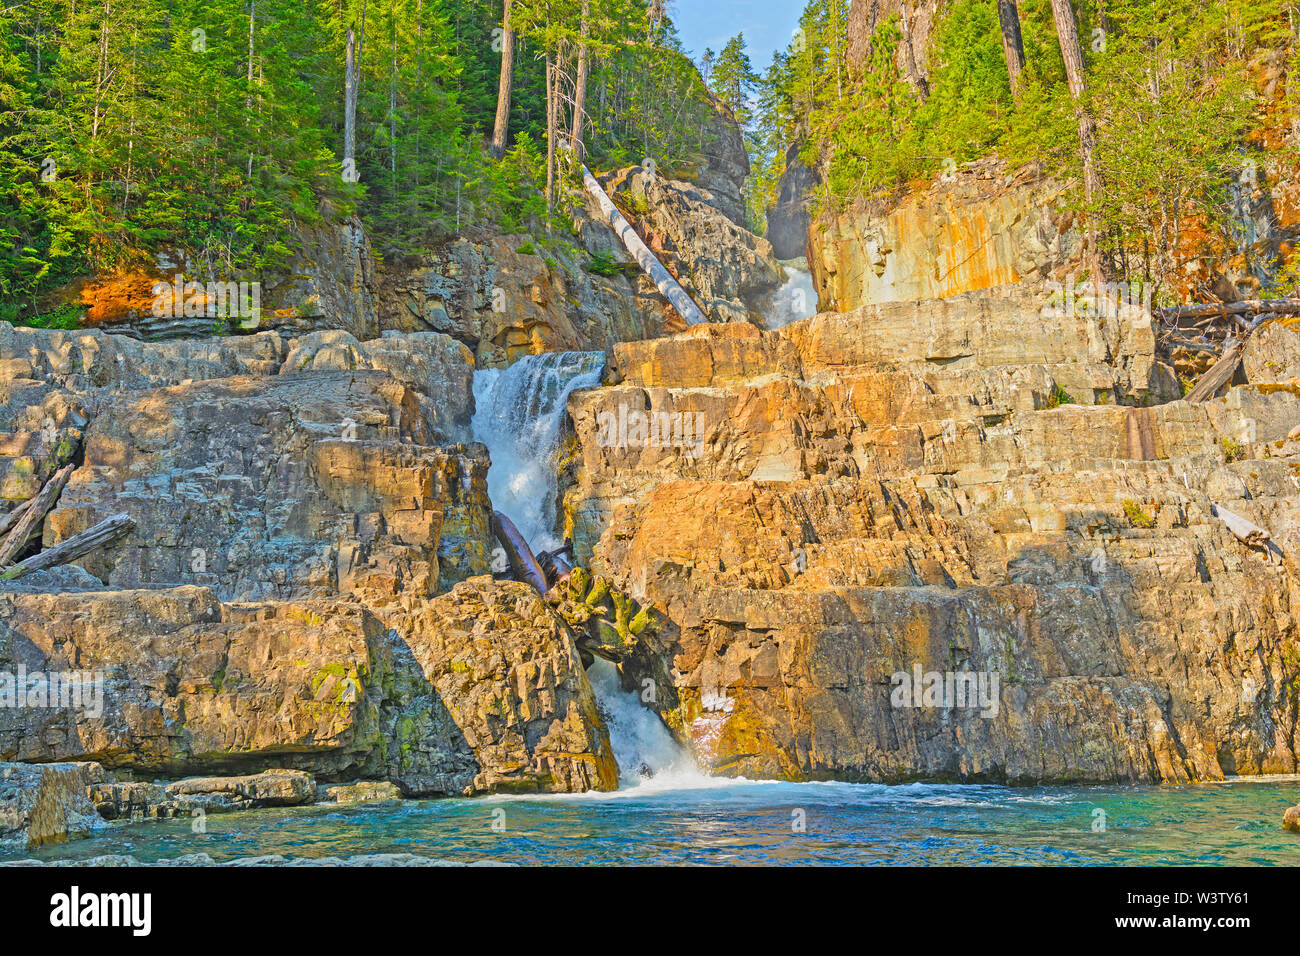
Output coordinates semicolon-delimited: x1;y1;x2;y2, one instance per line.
471;350;709;789
470;351;603;553
758;258;818;330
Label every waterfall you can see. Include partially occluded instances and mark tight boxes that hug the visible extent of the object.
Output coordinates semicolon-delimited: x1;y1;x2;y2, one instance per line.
471;350;711;790
758;258;818;330
470;350;603;554
587;659;715;791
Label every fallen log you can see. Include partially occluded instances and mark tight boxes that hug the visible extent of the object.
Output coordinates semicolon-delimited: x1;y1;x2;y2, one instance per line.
581;164;710;326
0;513;135;580
0;462;76;566
1159;298;1300;321
1184;339;1246;402
490;511;548;595
1213;504;1271;548
0;498;34;538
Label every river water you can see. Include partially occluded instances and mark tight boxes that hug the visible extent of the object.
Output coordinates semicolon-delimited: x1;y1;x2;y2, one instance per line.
9;777;1300;865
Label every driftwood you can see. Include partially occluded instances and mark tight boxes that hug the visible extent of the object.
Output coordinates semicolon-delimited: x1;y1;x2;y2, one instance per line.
0;513;135;580
0;498;33;538
1211;504;1279;565
581;164;710;326
1184;339;1246;402
490;511;548;595
0;463;76;567
1159;298;1300;322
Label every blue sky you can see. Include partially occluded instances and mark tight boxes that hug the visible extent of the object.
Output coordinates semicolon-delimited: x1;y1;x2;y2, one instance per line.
669;0;804;72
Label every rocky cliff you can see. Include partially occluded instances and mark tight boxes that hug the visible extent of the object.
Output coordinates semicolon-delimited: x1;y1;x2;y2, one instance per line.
0;322;617;798
563;293;1300;783
810;160;1080;312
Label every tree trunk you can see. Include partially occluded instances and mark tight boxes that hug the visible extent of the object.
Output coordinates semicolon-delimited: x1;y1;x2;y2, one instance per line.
344;23;358;176
1049;0;1101;263
581;165;710;325
489;0;514;158
570;0;591;162
899;1;929;103
491;512;548;595
0;463;76;566
997;0;1026;101
545;51;556;222
0;514;135;581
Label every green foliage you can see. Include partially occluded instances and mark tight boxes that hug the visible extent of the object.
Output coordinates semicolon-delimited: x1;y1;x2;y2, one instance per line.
586;250;621;275
1122;499;1156;528
752;0;1291;300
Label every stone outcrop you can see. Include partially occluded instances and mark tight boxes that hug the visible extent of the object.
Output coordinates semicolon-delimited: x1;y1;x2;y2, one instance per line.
563;296;1300;784
89;769;317;821
599;167;784;324
810;160;1080;312
0;320;619;802
0;761;103;848
1285;804;1300;832
0;575;617;796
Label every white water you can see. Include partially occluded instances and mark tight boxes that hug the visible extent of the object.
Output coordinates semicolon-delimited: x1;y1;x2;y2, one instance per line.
471;351;709;789
586;659;720;792
759;258;818;329
470;350;603;553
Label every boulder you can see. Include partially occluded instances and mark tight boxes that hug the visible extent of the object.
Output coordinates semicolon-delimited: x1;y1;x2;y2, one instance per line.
0;761;103;848
324;781;402;804
1285;805;1300;833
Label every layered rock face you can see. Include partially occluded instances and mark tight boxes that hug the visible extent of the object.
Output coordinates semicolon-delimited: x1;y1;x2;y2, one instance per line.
564;295;1300;784
599;167;784;323
0;576;617;795
810;161;1080;312
0;321;617;796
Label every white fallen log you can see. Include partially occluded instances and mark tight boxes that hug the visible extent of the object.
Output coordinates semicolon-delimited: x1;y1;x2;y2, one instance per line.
581;164;710;326
1212;504;1271;548
0;514;135;580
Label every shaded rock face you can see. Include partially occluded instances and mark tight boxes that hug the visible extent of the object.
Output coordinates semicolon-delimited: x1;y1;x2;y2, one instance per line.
766;145;818;260
0;578;617;796
0;761;103;848
600;167;784;323
564;301;1300;784
810;161;1080;312
691;98;753;231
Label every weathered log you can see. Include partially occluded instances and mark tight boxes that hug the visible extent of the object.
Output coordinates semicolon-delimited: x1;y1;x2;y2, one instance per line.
1159;298;1300;321
0;513;135;580
580;164;710;326
490;511;548;595
1213;504;1271;548
0;497;34;538
1184;340;1245;402
0;463;76;567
